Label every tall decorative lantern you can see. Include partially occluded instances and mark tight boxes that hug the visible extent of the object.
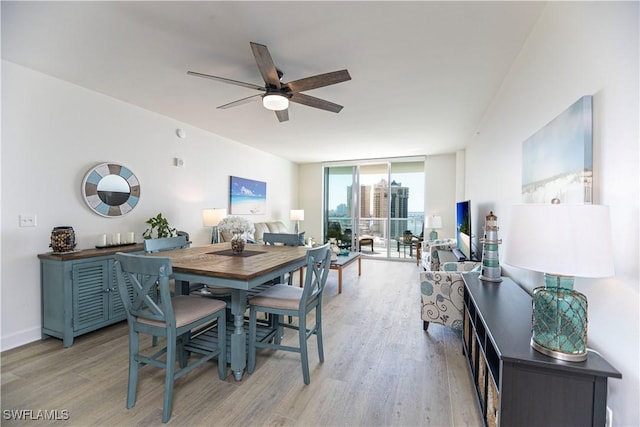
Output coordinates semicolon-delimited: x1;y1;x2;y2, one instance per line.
479;211;502;282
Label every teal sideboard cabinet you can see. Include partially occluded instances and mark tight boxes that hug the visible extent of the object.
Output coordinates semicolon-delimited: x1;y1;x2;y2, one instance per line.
38;244;144;347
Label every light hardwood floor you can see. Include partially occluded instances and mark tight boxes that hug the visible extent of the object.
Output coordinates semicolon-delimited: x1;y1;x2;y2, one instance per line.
1;259;482;426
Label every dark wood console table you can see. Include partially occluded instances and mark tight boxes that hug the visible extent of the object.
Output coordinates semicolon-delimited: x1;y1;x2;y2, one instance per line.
462;272;621;427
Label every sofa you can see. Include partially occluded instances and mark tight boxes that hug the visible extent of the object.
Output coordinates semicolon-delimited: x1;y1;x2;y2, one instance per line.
220;220;290;244
419;238;480;331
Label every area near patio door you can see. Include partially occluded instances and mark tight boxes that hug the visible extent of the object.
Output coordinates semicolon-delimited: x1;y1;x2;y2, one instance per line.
324;159;425;260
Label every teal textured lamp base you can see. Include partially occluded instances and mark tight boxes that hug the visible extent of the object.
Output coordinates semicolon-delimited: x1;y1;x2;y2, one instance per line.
531;274;588;362
429;229;438;240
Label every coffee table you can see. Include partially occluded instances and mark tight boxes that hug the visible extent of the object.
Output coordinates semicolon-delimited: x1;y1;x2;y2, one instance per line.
331;252;361;293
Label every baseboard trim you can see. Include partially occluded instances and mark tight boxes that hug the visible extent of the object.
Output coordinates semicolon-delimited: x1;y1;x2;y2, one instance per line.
1;326;41;352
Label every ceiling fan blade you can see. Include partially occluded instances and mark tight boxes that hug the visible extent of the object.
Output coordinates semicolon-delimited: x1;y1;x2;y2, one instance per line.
290;93;344;113
217;94;262;109
250;42;281;89
275;109;289;122
187;71;265;91
286;70;351;93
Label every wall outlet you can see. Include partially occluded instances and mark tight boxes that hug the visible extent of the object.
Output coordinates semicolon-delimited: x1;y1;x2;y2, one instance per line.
19;214;37;227
174;157;185;167
606;406;613;427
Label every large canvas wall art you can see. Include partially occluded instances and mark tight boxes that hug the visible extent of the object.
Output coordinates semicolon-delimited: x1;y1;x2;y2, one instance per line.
522;95;593;204
229;176;266;215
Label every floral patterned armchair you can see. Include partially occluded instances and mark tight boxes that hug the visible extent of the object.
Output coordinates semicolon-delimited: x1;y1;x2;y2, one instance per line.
419;262;480;331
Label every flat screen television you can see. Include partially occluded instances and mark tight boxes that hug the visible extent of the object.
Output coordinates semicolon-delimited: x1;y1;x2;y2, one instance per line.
455;200;473;261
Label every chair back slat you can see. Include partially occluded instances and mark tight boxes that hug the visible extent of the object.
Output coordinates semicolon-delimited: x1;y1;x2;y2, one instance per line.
114;253;176;326
143;235;188;253
300;244;331;309
128;273;166;321
263;232;302;247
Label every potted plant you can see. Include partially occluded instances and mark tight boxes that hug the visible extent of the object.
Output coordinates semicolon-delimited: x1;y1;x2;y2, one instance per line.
143;213;177;239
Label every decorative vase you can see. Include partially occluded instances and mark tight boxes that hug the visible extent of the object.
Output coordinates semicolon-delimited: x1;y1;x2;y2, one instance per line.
50;226;76;253
230;232;246;254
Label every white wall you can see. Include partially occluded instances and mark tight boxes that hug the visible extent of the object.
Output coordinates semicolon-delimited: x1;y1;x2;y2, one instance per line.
465;3;639;425
297;162;324;244
425;153;457;239
1;61;298;350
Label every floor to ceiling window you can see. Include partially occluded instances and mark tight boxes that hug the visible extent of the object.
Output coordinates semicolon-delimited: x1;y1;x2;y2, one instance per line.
324;165;355;246
324;158;425;260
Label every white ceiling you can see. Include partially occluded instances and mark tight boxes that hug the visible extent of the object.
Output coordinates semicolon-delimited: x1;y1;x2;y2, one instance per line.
2;1;546;164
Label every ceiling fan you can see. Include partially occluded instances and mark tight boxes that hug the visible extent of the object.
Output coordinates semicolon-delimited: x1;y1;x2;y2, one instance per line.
187;42;351;122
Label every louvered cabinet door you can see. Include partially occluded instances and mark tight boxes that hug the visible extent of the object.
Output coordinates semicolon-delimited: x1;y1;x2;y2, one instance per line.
72;260;110;332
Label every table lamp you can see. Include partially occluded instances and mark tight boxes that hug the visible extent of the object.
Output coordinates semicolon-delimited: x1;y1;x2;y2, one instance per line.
504;201;614;361
202;208;227;243
425;215;442;240
290;209;304;234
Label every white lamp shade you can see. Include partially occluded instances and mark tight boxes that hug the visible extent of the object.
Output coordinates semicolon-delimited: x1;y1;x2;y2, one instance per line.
263;94;289;111
202;208;227;226
290;209;305;221
504;204;614;278
425;215;442;229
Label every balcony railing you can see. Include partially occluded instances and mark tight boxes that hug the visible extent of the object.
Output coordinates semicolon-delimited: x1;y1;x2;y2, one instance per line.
326;215;424;247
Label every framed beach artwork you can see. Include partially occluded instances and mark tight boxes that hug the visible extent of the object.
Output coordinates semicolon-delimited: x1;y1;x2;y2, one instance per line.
229;176;266;215
522;95;593;204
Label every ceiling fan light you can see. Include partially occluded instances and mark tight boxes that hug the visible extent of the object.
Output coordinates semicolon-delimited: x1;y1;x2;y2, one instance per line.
263;94;289;111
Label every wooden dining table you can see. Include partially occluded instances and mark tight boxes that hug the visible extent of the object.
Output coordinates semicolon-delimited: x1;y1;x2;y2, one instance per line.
148;243;308;380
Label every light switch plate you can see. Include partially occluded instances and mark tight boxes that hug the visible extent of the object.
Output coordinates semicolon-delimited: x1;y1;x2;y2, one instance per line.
19;214;37;227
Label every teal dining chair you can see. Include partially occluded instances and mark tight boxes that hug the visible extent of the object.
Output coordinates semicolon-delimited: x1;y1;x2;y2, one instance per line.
113;253;227;423
144;235;191;293
263;232;305;286
143;235;188;253
144;235;231;298
247;243;332;385
144;235;212;347
263;232;305;247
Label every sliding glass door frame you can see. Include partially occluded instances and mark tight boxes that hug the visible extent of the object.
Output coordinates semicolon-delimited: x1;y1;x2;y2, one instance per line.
323;156;425;260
